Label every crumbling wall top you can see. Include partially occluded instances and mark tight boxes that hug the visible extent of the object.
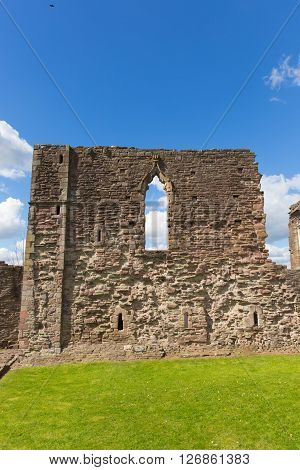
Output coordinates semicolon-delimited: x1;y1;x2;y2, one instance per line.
33;144;255;157
290;200;300;215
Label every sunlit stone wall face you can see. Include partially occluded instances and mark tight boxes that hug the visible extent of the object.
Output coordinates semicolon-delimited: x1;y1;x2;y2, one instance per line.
289;202;300;270
0;262;22;349
18;145;300;362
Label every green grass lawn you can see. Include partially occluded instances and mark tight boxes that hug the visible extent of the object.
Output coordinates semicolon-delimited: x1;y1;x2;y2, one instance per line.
0;355;299;449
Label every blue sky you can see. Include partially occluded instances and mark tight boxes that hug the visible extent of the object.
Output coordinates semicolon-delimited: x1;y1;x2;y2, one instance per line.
0;0;300;264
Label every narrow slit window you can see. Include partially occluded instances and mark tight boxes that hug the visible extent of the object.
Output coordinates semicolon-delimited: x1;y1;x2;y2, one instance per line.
117;313;124;331
253;311;259;326
184;313;189;328
59;154;64;164
97;229;101;243
56;205;61;216
145;175;168;250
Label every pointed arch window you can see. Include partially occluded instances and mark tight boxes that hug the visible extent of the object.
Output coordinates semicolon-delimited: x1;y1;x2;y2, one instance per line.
145;175;168;250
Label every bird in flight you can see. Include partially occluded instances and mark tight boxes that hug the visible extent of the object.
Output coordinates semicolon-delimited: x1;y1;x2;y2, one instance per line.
49;3;55;7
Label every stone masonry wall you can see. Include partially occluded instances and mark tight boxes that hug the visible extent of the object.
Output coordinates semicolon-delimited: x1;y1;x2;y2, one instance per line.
289;201;300;270
0;262;22;349
19;145;300;361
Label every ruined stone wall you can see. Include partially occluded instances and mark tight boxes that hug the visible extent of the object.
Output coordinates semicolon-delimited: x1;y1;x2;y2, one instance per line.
19;145;300;360
289;201;300;270
0;262;22;349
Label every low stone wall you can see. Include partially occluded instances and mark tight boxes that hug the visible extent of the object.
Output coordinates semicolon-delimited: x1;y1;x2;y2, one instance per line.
0;262;23;349
17;344;300;369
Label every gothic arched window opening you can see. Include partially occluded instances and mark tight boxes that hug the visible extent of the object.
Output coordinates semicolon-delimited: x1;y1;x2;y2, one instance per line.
145;175;168;250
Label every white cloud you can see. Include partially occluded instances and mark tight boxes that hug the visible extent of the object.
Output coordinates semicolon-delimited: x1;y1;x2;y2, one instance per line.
264;55;300;90
150;175;165;192
262;173;300;267
0;183;8;193
145;195;167;212
145;210;168;250
16;239;26;252
0;247;15;264
0;120;32;179
266;243;290;267
265;64;286;89
261;174;300;243
269;96;286;104
0;239;25;265
158;195;168;210
0;197;25;239
0;168;27;179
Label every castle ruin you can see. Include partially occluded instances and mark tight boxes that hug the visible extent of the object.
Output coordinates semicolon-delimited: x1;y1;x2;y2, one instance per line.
14;145;299;362
1;145;300;363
